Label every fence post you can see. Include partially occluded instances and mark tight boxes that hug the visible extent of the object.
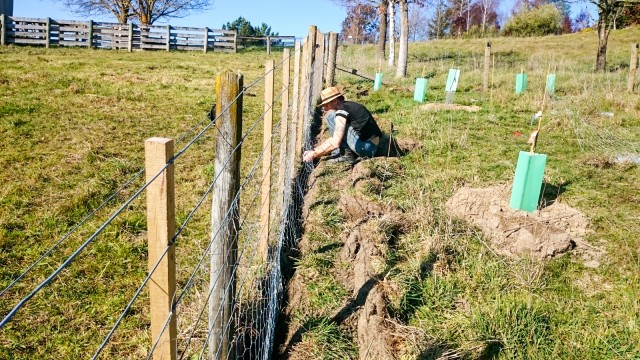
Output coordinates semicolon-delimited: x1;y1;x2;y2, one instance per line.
325;32;338;87
145;137;177;360
260;60;275;262
87;20;93;49
628;43;639;93
233;31;237;53
165;25;171;51
0;14;5;46
483;41;491;93
288;40;301;181
203;27;208;53
266;36;271;54
295;36;310;164
208;70;243;360
128;24;133;52
277;49;291;212
45;17;51;48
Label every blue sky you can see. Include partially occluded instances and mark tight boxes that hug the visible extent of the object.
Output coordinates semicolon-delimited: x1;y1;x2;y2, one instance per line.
14;0;348;38
13;0;595;38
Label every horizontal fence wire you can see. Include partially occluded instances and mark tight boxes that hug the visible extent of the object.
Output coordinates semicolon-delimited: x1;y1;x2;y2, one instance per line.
0;104;215;300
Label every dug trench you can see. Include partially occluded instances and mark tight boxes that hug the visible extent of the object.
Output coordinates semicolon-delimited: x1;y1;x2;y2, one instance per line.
274;152;428;359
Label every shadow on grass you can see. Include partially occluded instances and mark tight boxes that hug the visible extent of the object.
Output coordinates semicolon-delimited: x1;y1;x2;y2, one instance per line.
539;181;571;208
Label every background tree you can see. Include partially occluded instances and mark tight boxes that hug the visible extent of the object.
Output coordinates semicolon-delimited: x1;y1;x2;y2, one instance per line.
60;0;132;24
376;0;389;63
502;3;563;36
59;0;212;25
395;0;408;77
590;0;639;71
428;0;450;39
340;2;379;44
572;7;592;31
408;2;430;41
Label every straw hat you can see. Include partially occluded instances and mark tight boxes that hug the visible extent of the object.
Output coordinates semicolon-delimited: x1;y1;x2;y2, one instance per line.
318;86;343;106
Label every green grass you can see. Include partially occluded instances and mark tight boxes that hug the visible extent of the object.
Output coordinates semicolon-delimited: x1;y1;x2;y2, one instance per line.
2;26;640;359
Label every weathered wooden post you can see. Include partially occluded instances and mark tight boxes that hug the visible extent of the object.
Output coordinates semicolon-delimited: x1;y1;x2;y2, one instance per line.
45;17;51;48
260;59;275;261
325;32;338;87
233;31;237;53
0;14;6;46
166;25;171;51
128;24;133;52
277;49;291;213
145;137;177;360
296;32;313;163
483;41;491;93
87;20;93;49
208;70;243;360
288;40;301;181
266;36;271;54
203;27;209;53
628;43;639;93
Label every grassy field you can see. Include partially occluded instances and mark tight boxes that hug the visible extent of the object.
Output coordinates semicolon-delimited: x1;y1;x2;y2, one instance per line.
1;26;639;359
288;27;639;359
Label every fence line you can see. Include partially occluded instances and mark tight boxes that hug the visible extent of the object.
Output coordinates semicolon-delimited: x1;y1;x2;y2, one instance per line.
0;15;237;52
0;23;331;360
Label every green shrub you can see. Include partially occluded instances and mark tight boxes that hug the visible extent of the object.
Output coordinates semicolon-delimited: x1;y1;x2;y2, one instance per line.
502;4;563;37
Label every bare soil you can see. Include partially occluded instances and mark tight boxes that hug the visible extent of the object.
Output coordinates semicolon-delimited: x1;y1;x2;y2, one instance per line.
445;184;604;266
280;154;424;359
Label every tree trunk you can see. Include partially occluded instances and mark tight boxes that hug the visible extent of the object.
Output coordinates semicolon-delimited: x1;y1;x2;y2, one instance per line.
395;0;408;78
388;1;395;66
376;0;388;63
596;17;609;71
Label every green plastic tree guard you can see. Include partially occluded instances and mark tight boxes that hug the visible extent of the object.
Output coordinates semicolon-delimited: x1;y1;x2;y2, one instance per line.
414;78;427;102
546;73;556;95
445;69;460;92
374;72;383;91
510;151;547;212
516;73;527;94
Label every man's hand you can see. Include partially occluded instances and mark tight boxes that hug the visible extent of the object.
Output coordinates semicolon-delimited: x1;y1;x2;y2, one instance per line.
302;150;315;162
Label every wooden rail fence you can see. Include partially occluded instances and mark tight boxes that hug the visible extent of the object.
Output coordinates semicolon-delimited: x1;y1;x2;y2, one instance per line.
0;15;237;52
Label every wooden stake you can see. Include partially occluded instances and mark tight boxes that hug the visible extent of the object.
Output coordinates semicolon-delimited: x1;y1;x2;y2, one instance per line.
277;49;291;215
266;36;271;54
0;14;6;46
166;25;171;52
45;18;51;48
289;40;301;181
295;37;309;164
483;41;491;93
325;32;338;87
87;20;93;49
128;24;133;52
203;27;209;53
260;60;275;262
145;137;177;360
628;43;639;93
209;71;243;360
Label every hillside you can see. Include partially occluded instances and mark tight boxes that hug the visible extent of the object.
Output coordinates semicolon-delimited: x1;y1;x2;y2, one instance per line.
1;26;639;359
278;28;640;359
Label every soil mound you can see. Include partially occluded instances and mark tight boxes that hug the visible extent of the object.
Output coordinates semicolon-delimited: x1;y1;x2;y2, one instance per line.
445;184;603;265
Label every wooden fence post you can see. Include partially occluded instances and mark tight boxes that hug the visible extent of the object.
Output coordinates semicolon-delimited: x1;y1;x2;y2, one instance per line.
208;70;243;360
295;36;311;163
166;25;171;51
87;20;93;49
0;14;6;46
266;36;271;54
260;60;275;262
145;137;177;360
628;43;639;93
45;18;51;48
233;31;237;53
483;41;491;93
288;40;301;181
325;32;338;87
128;24;133;52
277;49;291;212
203;27;208;53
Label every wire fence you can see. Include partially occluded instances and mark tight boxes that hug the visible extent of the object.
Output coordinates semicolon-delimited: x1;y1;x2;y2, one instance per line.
0;26;329;360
